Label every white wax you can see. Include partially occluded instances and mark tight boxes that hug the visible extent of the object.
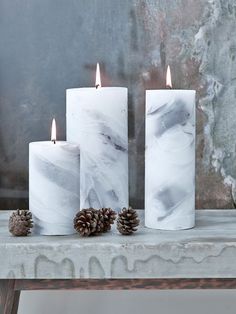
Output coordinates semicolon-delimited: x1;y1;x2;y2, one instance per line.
29;141;80;235
145;90;196;230
66;87;128;211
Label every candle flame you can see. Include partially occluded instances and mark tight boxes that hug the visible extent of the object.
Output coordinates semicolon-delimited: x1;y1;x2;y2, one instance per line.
51;118;56;144
166;65;172;88
95;63;101;89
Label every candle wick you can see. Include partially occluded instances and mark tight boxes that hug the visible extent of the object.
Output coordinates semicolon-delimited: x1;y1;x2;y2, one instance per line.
52;140;56;144
95;84;100;89
166;85;172;89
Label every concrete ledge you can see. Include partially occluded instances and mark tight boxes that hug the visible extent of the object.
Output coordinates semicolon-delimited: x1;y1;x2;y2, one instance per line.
1;210;236;279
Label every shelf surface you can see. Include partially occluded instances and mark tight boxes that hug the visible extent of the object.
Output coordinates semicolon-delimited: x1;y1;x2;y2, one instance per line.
0;210;236;279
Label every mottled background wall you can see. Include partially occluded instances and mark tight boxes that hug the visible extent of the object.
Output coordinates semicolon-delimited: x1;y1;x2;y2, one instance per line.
0;0;236;210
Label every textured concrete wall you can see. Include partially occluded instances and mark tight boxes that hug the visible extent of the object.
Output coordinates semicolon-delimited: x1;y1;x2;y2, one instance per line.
0;0;236;209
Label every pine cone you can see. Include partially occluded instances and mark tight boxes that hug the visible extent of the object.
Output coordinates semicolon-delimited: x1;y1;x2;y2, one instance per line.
9;209;33;236
74;208;99;236
99;208;117;232
94;210;104;235
117;207;140;235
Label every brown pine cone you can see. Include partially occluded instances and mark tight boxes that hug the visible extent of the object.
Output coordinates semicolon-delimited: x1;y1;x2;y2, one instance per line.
99;208;117;232
74;208;99;236
94;210;104;235
9;209;33;236
117;207;140;235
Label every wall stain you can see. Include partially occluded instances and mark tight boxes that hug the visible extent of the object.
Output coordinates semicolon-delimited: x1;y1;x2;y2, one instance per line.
34;255;75;278
88;256;105;278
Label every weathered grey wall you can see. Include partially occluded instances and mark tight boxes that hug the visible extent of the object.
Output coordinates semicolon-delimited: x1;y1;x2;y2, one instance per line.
0;0;236;209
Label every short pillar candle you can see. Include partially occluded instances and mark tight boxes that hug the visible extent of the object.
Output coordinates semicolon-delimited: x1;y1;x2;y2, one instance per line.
29;120;80;235
145;67;196;230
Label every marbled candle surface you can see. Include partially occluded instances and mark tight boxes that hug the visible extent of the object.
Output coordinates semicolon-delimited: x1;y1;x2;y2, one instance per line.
29;142;80;235
145;90;195;230
67;87;128;211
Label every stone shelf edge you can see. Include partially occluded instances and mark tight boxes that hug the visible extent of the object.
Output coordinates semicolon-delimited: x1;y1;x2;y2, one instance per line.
0;210;236;279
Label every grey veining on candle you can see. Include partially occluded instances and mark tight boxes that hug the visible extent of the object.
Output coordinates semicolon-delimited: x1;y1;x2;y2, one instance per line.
67;88;128;211
148;100;191;137
29;142;80;235
79;110;128;210
145;90;195;230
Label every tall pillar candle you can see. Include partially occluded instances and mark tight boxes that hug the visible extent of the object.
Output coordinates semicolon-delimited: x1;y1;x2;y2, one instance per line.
29;120;80;235
145;68;196;230
66;65;128;211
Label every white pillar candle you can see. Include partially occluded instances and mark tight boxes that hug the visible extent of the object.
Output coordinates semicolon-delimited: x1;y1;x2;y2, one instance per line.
66;64;128;211
29;120;80;235
145;67;196;230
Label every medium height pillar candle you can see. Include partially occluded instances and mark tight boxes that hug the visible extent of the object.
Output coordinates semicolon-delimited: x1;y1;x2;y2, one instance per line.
66;64;128;211
145;67;196;230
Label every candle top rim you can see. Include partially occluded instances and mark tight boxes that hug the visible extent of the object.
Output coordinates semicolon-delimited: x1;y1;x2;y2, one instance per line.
66;87;128;92
29;141;80;148
146;89;196;92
